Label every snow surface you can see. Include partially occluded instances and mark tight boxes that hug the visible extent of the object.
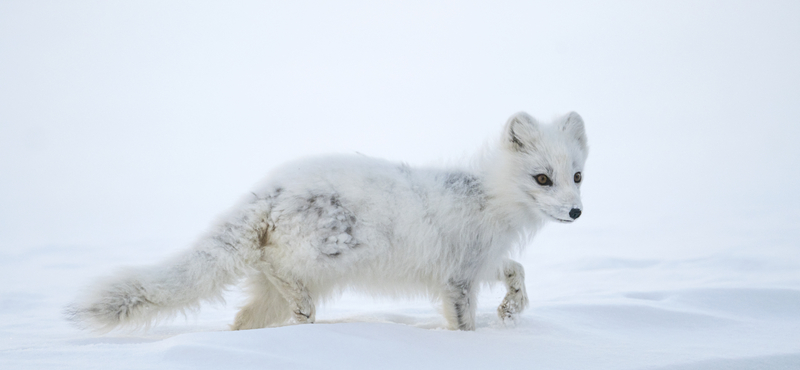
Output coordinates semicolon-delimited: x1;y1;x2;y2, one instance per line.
1;1;799;369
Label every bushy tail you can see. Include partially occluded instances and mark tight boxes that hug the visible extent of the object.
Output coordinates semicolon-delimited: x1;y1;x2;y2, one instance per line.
66;200;271;332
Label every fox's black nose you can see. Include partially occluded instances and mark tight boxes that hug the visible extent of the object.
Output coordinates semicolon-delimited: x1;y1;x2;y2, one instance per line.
569;208;582;219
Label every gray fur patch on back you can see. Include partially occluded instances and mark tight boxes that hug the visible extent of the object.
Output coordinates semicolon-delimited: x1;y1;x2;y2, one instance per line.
441;171;485;199
294;192;359;257
396;162;412;176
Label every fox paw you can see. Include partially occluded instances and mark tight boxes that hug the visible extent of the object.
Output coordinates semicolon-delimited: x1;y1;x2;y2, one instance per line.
497;293;528;324
498;300;519;324
292;306;316;324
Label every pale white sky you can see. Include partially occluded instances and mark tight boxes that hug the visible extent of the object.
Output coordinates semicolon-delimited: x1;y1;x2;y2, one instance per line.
1;1;798;252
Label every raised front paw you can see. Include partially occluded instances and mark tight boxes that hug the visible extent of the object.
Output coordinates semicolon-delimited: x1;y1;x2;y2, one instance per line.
497;291;528;324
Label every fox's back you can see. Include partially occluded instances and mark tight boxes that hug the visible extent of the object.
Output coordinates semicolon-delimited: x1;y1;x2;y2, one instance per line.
254;155;496;286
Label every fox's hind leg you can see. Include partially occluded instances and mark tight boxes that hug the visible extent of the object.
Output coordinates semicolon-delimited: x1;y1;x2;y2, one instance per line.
261;267;316;324
442;279;477;330
497;259;529;323
232;271;292;330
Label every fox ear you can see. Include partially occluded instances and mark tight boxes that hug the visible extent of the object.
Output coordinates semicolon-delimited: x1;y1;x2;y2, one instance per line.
559;111;588;151
504;111;540;152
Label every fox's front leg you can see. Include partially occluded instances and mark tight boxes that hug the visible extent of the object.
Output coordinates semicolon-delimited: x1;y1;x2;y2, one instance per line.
497;259;529;323
443;279;477;330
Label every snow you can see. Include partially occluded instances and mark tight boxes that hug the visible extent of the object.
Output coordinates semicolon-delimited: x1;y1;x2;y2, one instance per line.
1;1;799;369
3;227;799;369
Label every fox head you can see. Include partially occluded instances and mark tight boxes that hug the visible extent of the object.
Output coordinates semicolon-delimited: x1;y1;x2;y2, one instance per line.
499;111;589;223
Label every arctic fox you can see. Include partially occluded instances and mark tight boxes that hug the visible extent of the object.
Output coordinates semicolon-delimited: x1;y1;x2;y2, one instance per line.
67;111;588;332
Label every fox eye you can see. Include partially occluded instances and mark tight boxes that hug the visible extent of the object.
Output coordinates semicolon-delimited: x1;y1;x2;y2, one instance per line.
574;172;582;183
534;174;553;186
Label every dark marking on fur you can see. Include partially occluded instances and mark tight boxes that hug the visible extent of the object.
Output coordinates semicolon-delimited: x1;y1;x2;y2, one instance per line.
397;162;412;176
301;193;344;215
511;135;523;146
258;226;270;248
440;171;487;211
442;172;484;197
510;129;525;150
296;191;360;258
251;187;284;202
212;231;239;252
448;279;472;330
330;194;342;207
294;310;311;319
222;241;237;252
195;250;217;262
454;301;466;327
298;194;325;214
449;279;471;292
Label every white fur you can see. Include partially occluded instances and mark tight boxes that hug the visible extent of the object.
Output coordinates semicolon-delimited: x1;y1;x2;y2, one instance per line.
66;111;589;332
